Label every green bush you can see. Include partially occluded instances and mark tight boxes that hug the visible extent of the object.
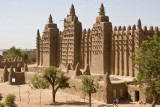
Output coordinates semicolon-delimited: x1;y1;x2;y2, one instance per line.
0;93;2;101
0;102;5;107
29;73;50;89
5;94;17;107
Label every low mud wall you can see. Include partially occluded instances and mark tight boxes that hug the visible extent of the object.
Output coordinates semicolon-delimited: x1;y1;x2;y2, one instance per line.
60;78;104;102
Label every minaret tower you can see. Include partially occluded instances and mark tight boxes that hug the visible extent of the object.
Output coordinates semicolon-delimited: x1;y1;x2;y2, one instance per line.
40;14;59;67
90;3;112;74
60;4;82;69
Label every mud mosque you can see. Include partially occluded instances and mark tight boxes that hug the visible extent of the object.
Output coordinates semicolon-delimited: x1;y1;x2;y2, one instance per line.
1;3;160;105
36;3;160;77
32;3;160;103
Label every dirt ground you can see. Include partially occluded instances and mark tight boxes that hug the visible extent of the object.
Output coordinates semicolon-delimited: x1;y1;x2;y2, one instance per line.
0;82;159;107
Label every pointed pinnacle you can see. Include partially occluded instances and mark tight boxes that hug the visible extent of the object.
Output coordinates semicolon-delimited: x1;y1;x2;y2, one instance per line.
99;3;105;15
37;29;40;37
137;18;141;28
49;14;53;23
70;4;75;16
71;4;74;9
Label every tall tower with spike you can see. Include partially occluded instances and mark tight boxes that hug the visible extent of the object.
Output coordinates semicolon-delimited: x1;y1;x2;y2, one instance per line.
39;14;59;67
90;3;112;74
59;4;82;69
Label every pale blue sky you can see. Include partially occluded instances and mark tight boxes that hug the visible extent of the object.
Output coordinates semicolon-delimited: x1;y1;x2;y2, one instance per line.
0;0;160;49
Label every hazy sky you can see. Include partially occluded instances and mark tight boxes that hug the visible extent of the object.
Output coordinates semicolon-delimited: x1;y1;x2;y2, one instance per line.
0;0;160;49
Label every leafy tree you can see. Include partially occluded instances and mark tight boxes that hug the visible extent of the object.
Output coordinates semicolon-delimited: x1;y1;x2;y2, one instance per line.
132;32;160;107
43;66;70;103
29;66;70;104
81;75;100;107
5;94;17;107
4;46;28;61
0;93;2;101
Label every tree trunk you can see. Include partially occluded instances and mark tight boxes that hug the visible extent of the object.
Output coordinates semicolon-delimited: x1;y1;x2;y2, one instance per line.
151;96;158;107
53;91;56;103
52;85;56;103
89;93;91;107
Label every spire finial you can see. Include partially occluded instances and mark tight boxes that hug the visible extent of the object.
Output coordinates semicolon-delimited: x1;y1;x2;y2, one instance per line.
70;4;75;16
99;3;105;15
49;14;53;24
137;18;141;28
37;29;40;37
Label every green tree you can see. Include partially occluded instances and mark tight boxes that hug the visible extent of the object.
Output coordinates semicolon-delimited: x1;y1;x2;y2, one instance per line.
4;46;28;61
81;75;100;107
29;66;70;104
5;94;17;107
43;66;70;103
132;32;160;107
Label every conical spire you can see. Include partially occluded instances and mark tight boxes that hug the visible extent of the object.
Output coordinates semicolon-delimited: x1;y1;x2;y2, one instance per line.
48;14;53;24
37;29;40;37
70;4;75;16
74;63;82;76
99;3;105;15
143;26;147;31
137;19;141;28
104;72;111;85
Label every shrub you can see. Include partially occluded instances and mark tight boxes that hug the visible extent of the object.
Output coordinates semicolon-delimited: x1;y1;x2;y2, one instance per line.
5;94;17;107
29;73;50;89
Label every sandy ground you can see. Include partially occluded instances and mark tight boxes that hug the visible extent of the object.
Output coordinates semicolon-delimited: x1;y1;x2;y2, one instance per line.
0;83;159;107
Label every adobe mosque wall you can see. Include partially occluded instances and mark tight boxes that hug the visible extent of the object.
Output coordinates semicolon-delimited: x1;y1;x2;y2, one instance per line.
36;3;160;77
